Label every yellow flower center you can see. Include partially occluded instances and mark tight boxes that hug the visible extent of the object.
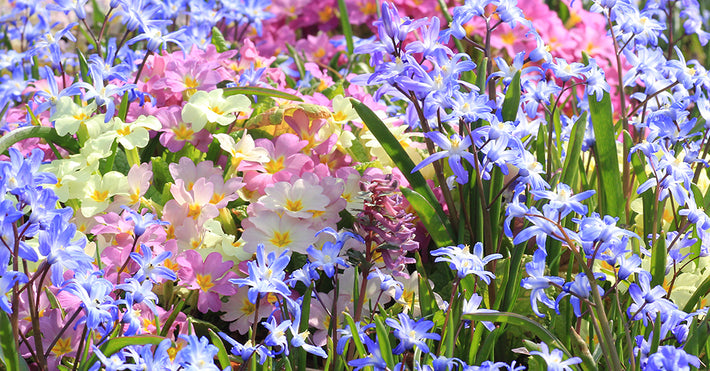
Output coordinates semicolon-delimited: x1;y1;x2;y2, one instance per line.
90;189;109;202
285;199;303;212
264;156;285;173
333;111;348;122
270;231;292;248
52;337;73;357
117;125;131;136
187;203;202;219
173;124;194;141
196;273;214;292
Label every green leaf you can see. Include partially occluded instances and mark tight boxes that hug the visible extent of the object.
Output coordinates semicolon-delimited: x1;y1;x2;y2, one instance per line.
77;49;91;84
402;188;454;247
462;312;573;359
79;335;166;371
561;112;588;187
209;329;231;371
374;315;396;370
343;313;367;358
296;283;314;371
0;312;30;371
223;86;303;102
0;126;80;155
588;90;624;218
286;43;306;78
117;91;130;121
336;0;354;55
350;98;454;240
211;27;230;53
414;252;439;317
501;71;521;122
91;0;105;25
650;231;666;288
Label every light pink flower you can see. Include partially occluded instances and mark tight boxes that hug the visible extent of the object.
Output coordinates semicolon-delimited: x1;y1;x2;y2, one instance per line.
177;250;237;313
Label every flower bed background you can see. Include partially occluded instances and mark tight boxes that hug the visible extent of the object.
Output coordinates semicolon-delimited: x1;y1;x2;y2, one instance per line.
2;0;710;370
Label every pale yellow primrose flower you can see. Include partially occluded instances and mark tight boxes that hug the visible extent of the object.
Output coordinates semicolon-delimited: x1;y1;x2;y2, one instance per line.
80;172;129;217
110;115;162;150
214;131;270;167
261;178;331;219
181;89;250;132
331;95;359;124
51;97;98;136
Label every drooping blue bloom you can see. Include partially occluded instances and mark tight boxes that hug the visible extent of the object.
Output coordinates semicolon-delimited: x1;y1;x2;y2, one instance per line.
1;148;57;195
368;267;404;300
229;244;291;304
627;271;677;324
385;312;441;354
174;335;221;371
530;342;582;371
645;345;701;371
88;344;143;371
219;332;271;364
48;0;89;20
462;293;497;331
530;183;595;219
88;39;132;82
584;62;611;102
28;22;77;68
262;317;291;354
555;272;605;317
0;270;28;313
129;244;176;283
412;131;477;185
32;66;83;115
128;26;187;54
449;0;490;39
226;0;275;37
63;274;118;331
490;51;542;86
405;16;451;61
337;321;374;355
121;206;169;237
431;243;502;284
306;227;359;278
73;65;136;122
520;249;565;318
116;277;158;314
38;214;93;285
349;337;388;371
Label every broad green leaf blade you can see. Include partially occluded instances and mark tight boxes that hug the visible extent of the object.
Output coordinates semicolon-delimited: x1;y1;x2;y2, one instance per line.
561;112;588;187
79;335;166;371
462;312;573;359
374;315;396;370
402;188;454;247
350;98;454;240
0;126;81;155
0;312;29;371
336;0;354;55
588;91;624;218
223;86;303;102
501;71;521;122
343;313;367;358
208;329;231;371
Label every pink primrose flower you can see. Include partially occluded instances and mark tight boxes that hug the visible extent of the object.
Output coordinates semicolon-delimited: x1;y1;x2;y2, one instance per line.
177;250;237;313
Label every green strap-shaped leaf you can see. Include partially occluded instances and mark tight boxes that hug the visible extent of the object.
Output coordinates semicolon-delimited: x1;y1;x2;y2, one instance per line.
79;335;166;371
462;312;573;360
0;312;30;371
343;313;367;358
336;0;354;55
501;71;521;122
350;98;455;240
402;188;454;247
223;86;304;102
373;315;396;370
588;91;624;218
561;112;588;187
208;329;231;371
0;126;81;155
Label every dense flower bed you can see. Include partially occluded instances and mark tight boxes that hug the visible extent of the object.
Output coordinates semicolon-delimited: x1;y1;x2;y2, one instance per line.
2;0;710;370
